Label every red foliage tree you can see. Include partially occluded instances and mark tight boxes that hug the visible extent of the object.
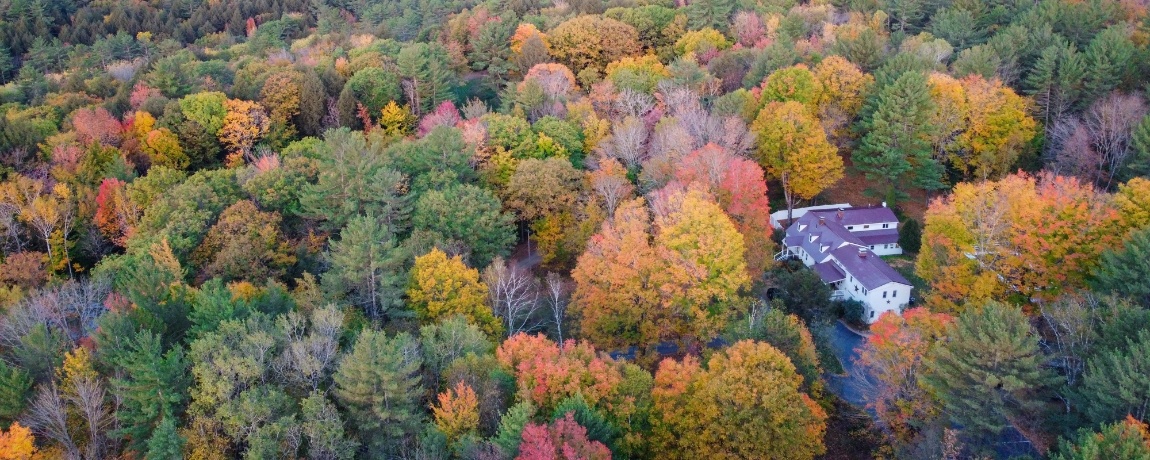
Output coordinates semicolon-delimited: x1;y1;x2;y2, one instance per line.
495;333;623;414
417;100;462;137
72;107;123;146
516;413;612;460
672;143;775;274
129;82;161;110
93;178;139;247
856;308;954;442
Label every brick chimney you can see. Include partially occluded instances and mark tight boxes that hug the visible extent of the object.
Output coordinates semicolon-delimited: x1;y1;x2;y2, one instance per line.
836;209;844;220
818;216;825;226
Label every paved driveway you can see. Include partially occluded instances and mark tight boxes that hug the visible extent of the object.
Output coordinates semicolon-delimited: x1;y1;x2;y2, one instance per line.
824;321;869;407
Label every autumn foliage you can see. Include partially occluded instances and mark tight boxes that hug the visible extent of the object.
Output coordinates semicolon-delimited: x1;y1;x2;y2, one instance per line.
571;186;750;352
0;423;37;460
650;340;827;460
856;308;953;442
516;413;612;460
496;333;624;414
917;172;1120;311
432;381;480;444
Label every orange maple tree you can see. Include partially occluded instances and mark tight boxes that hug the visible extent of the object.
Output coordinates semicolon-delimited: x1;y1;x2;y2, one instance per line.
856;308;953;443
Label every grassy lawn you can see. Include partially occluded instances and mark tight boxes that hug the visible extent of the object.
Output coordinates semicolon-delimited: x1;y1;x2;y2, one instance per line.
882;253;930;301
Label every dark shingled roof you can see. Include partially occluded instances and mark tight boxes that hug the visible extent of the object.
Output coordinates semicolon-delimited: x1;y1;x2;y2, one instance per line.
813;261;846;283
809;206;898;227
856;229;900;245
830;246;910;289
784;206;910;290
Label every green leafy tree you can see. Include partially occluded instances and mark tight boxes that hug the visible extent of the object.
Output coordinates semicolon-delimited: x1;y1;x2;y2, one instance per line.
854;71;943;204
1078;330;1150;424
774;268;834;325
412;184;515;267
323;213;408;321
419;315;494;384
333;330;423;453
381;126;475;190
1093;226;1150;304
145;416;186;460
300;129;410;231
112;330;191;456
179;92;229;136
337;67;402;128
301;391;359;460
397;42;458;115
920;301;1058;444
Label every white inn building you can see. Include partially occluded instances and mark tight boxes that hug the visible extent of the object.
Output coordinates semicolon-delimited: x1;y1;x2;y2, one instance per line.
777;204;912;323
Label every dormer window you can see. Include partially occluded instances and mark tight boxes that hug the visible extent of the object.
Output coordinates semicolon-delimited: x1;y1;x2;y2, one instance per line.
809;235;815;242
799;224;807;232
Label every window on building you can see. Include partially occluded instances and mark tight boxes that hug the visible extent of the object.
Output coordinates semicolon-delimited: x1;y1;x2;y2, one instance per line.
869;245;874;249
882;223;889;229
893;291;897;298
863;224;870;229
883;291;887;298
847;226;854;230
870;311;875;319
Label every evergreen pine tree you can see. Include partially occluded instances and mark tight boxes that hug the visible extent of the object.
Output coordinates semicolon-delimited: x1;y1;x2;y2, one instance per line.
0;359;31;425
854;71;941;204
1093;227;1150;304
333;330;423;454
1123;115;1150;180
1078;330;1150;424
145;415;185;460
112;331;191;456
397;43;458;115
920;302;1058;445
322;213;408;321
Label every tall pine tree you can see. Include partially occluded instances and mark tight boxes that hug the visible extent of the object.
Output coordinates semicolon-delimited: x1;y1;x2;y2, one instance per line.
112;331;191;456
920;301;1058;446
854;71;942;204
333;330;423;454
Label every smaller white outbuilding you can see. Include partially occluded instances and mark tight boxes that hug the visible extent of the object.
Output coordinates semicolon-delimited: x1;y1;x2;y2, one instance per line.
777;204;912;323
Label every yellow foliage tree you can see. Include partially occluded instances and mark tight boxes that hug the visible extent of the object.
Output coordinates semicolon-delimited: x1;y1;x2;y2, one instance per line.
751;101;843;222
510;23;549;54
571;186;749;353
0;423;38;460
143;128;189;170
673;28;731;56
407;249;502;336
379;101;417;138
432;381;480;444
813;56;873;142
650;340;828;460
958;76;1036;179
916;173;1118;312
217;99;270;158
547;15;641;76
